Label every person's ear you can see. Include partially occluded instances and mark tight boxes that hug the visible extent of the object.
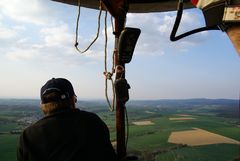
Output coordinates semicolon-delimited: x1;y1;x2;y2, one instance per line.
74;96;77;103
70;96;77;108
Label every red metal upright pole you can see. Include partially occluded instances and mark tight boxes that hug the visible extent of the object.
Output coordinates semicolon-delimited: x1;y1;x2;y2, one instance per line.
99;1;127;159
114;18;126;161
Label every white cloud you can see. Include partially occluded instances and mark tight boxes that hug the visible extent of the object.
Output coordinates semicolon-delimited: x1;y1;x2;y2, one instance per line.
0;0;103;65
0;2;208;66
6;48;39;61
40;24;74;47
0;0;57;25
126;10;209;55
17;38;30;44
0;27;17;39
1;17;107;66
5;41;104;67
13;25;26;31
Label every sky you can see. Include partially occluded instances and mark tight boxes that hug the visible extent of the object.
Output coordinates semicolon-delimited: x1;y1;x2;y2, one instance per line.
0;0;239;100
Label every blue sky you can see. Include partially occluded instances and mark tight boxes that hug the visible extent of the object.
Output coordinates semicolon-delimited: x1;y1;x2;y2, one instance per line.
0;0;239;100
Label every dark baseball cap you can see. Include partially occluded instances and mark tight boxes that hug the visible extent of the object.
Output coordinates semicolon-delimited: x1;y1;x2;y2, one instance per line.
41;78;76;104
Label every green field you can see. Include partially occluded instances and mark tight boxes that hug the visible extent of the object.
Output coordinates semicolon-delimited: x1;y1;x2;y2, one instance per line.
0;135;18;161
156;144;240;161
0;99;239;161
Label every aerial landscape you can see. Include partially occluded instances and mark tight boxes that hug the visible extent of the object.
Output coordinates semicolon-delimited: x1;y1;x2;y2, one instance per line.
0;0;240;161
0;98;239;161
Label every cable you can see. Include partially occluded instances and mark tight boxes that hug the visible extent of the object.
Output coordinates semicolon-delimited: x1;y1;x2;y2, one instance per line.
170;0;219;41
75;0;102;53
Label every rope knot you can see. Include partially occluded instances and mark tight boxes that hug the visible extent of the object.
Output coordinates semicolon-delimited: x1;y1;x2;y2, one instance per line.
74;42;78;47
104;72;113;80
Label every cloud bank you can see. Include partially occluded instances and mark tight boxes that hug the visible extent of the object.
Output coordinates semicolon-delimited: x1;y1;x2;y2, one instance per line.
0;0;209;66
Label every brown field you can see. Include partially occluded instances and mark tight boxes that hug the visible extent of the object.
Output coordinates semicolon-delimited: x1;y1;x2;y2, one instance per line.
169;117;195;121
168;128;240;146
132;120;154;126
145;111;155;114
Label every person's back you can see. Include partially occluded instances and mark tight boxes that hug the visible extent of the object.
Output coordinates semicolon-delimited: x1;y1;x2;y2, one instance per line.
17;78;117;161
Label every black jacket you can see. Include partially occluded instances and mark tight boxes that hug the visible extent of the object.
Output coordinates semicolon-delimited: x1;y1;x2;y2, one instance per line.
17;108;117;161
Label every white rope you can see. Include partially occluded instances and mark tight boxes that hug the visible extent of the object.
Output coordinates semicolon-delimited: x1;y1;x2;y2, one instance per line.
74;0;116;111
75;0;102;53
103;10;116;112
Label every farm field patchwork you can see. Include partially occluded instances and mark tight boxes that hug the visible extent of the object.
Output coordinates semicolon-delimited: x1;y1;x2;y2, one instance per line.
0;99;239;161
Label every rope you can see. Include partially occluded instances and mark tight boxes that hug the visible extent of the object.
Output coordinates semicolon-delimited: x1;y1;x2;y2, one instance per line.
74;0;116;111
74;0;102;53
104;11;108;72
103;10;116;112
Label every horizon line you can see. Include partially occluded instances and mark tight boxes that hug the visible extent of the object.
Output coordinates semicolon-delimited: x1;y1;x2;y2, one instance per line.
0;98;238;101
